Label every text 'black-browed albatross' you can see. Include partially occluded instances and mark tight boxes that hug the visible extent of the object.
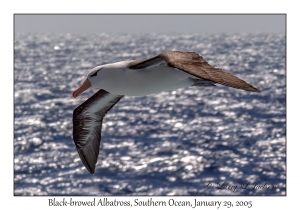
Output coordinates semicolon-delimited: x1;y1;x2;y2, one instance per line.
72;51;260;174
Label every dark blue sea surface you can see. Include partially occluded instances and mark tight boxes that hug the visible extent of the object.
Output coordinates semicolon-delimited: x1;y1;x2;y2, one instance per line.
14;33;286;196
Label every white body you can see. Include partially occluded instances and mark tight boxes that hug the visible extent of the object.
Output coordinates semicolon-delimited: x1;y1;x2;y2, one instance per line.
88;61;196;96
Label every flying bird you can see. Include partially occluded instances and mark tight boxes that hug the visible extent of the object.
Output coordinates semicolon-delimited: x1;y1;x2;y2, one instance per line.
72;51;260;174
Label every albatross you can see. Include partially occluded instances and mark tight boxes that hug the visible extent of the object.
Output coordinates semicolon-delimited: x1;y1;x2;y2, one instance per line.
72;51;260;174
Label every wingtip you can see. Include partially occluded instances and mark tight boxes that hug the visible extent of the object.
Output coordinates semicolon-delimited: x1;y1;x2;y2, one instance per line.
248;86;261;93
83;161;96;175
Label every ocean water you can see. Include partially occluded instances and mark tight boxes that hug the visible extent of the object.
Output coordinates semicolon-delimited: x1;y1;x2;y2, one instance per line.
14;33;286;196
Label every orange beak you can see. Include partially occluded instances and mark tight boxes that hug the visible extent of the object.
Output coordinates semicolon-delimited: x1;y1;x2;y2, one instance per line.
72;78;91;98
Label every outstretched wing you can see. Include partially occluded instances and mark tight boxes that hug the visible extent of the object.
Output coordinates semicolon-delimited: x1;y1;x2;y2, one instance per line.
73;89;123;174
128;51;260;92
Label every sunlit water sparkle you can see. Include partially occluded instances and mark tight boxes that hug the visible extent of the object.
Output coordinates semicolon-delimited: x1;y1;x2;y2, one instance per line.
14;33;285;196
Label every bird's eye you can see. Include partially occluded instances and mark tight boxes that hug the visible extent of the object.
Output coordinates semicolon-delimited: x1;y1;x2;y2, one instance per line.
90;69;101;77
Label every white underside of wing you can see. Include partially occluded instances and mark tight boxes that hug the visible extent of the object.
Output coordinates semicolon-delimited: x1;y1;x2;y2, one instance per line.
81;92;120;143
84;92;119;113
73;90;123;174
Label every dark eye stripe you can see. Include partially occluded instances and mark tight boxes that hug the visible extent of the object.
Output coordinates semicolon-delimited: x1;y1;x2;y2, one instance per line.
90;69;101;77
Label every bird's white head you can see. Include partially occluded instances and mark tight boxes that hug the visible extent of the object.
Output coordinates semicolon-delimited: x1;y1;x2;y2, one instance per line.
72;66;102;98
72;61;130;98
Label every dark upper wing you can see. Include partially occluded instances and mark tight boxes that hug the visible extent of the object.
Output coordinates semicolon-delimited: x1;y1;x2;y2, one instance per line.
129;51;260;92
161;51;260;92
73;89;123;174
